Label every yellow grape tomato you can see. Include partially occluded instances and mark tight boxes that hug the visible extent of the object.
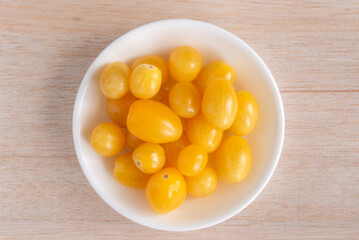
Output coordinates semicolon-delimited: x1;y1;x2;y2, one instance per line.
177;145;208;177
130;64;162;99
127;100;183;143
106;92;137;128
202;78;238;130
168;46;202;82
126;131;144;149
186;166;218;198
114;153;151;188
185;113;223;153
146;167;187;214
214;136;251;184
100;62;130;99
90;122;125;157
131;54;168;86
194;60;235;93
162;133;190;168
133;143;165;174
169;82;201;118
229;91;259;136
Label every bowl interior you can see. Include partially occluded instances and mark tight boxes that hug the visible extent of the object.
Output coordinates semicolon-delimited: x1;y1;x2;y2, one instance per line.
73;19;284;231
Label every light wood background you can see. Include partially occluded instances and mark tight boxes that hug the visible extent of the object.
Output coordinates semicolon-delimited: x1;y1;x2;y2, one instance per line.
1;0;358;239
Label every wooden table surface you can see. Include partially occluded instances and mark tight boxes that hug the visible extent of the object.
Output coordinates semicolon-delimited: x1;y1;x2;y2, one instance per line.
1;0;358;239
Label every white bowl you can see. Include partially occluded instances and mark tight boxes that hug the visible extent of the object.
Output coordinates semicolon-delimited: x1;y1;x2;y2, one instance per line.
73;19;285;231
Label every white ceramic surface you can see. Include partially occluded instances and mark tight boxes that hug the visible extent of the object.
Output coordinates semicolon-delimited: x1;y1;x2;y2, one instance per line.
72;19;285;231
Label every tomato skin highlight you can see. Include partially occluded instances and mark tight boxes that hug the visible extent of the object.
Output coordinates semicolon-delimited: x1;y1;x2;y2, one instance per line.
214;136;252;184
169;46;202;82
146;167;187;214
201;78;238;130
127;100;183;143
185;113;223;153
229;91;259;136
194;60;235;94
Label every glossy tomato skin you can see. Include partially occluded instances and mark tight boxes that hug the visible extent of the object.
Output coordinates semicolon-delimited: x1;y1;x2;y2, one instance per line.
131;54;168;86
168;46;202;82
169;82;201;118
130;64;162;99
146;167;187;214
100;62;130;99
113;153;151;188
186;166;218;198
127;100;183;143
177;145;208;177
194;60;235;93
185;113;223;153
201;78;238;130
106;92;137;128
229;91;259;136
214;136;251;184
90;122;125;157
133;143;165;174
162;133;190;168
126;131;144;149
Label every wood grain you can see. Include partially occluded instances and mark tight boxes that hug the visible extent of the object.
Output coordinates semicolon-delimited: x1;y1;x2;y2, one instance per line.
1;0;358;239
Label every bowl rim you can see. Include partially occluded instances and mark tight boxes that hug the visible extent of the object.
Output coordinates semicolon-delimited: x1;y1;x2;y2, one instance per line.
72;18;285;231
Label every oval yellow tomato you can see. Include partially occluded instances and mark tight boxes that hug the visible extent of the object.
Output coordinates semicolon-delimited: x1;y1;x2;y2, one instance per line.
168;46;202;82
146;167;187;214
229;91;259;136
177;145;208;177
185;113;223;153
131;54;168;86
169;82;201;118
151;89;169;106
162;133;190;168
130;64;162;99
133;143;165;174
127;100;183;143
90;122;125;157
202;78;238;130
114;153;151;188
100;62;130;99
194;60;235;93
126;131;144;149
106;92;137;128
214;136;251;184
186;166;218;198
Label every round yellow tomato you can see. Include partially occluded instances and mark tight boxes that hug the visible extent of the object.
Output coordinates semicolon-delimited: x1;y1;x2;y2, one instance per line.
146;167;187;214
100;62;130;99
130;64;162;99
202;78;238;130
168;46;202;82
185;113;223;153
229;91;259;136
133;143;165;174
151;89;169;106
126;131;144;149
90;122;125;157
127;100;183;143
194;60;235;93
114;153;151;188
177;145;208;177
162;133;190;168
131;54;168;86
106;92;137;128
169;82;201;118
186;166;218;198
214;136;251;184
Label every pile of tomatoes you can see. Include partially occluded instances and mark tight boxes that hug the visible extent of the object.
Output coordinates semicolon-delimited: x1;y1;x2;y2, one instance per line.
90;46;258;214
